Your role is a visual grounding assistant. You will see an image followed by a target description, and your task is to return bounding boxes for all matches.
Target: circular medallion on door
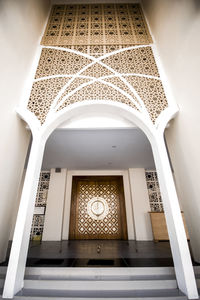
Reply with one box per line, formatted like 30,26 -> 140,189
87,197 -> 109,220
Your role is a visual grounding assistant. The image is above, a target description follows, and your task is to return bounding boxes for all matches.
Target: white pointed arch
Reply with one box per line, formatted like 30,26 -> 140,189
6,99 -> 197,300
28,45 -> 167,124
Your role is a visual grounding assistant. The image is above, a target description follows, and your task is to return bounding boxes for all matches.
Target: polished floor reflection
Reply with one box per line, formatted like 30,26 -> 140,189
2,240 -> 197,268
23,240 -> 174,267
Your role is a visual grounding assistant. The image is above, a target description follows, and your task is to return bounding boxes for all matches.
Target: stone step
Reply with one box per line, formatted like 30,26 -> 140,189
14,295 -> 187,300
1,265 -> 200,277
1,266 -> 198,299
23,279 -> 178,291
17,286 -> 186,299
24,267 -> 176,281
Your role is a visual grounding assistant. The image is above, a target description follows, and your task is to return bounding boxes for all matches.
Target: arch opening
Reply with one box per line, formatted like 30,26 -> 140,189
3,77 -> 197,300
26,101 -> 165,266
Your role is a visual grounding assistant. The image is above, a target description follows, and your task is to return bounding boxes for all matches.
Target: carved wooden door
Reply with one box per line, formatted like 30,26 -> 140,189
69,176 -> 128,240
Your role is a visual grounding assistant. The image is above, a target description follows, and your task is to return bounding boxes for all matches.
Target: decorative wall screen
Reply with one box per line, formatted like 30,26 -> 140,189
26,3 -> 169,128
30,171 -> 50,240
69,176 -> 128,240
42,4 -> 152,46
145,170 -> 163,212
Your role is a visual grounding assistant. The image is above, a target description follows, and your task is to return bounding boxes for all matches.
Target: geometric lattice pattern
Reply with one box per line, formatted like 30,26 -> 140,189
35,48 -> 92,79
26,3 -> 169,127
125,76 -> 168,123
41,4 -> 152,46
28,78 -> 70,124
35,46 -> 159,79
30,171 -> 51,240
146,170 -> 163,212
59,44 -> 143,57
35,172 -> 51,207
57,81 -> 138,112
28,46 -> 168,125
103,77 -> 140,104
76,180 -> 121,239
81,63 -> 114,78
56,77 -> 92,104
30,215 -> 45,240
102,47 -> 159,77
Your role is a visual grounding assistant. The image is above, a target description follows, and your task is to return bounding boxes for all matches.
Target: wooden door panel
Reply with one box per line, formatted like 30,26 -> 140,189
69,176 -> 128,240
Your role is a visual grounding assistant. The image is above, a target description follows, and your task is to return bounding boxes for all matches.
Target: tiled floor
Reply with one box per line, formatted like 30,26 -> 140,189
27,240 -> 172,258
26,240 -> 174,267
2,240 -> 197,268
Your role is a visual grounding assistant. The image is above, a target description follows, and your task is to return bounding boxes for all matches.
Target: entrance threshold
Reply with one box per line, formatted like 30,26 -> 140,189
2,240 -> 179,268
25,257 -> 174,268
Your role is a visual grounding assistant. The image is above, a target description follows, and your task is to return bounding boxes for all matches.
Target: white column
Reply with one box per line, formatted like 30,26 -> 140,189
129,168 -> 153,241
123,171 -> 135,240
3,136 -> 45,298
42,168 -> 67,241
152,133 -> 198,299
62,171 -> 72,240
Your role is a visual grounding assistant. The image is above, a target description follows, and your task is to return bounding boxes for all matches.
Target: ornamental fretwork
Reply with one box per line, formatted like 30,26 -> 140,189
26,4 -> 168,126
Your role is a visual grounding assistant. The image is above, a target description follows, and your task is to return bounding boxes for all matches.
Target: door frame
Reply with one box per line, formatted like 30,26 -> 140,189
69,175 -> 128,240
62,170 -> 135,240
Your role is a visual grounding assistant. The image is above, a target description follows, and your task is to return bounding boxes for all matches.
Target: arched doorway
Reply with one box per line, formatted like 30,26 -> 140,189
3,101 -> 198,299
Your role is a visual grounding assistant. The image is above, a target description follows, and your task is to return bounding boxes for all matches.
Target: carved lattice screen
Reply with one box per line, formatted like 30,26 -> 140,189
145,170 -> 163,212
42,4 -> 152,46
26,3 -> 169,126
30,171 -> 50,240
69,176 -> 128,240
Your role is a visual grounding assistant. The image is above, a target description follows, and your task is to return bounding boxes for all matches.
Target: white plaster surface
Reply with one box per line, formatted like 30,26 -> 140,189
42,168 -> 67,241
3,0 -> 199,295
4,100 -> 198,299
59,112 -> 136,129
52,0 -> 140,3
142,0 -> 200,264
41,167 -> 152,242
0,0 -> 50,263
129,168 -> 153,241
9,170 -> 26,240
3,137 -> 46,298
151,133 -> 198,299
42,128 -> 155,170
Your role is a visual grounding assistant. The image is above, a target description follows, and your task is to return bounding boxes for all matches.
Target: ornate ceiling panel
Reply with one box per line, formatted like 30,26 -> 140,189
28,77 -> 71,124
35,48 -> 92,79
103,77 -> 139,104
56,77 -> 92,104
81,63 -> 114,78
125,76 -> 168,123
41,4 -> 152,46
57,81 -> 138,112
102,47 -> 159,77
28,45 -> 168,125
27,4 -> 168,127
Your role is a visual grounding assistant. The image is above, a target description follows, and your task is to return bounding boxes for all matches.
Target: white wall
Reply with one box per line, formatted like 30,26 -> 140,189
129,168 -> 153,240
9,170 -> 26,240
142,0 -> 200,261
42,169 -> 154,241
62,170 -> 135,240
0,0 -> 50,262
59,111 -> 136,129
41,170 -> 135,240
43,169 -> 67,241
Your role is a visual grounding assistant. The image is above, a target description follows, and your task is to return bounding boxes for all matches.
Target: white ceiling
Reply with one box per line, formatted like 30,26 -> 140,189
42,128 -> 155,170
59,111 -> 136,129
51,1 -> 140,4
